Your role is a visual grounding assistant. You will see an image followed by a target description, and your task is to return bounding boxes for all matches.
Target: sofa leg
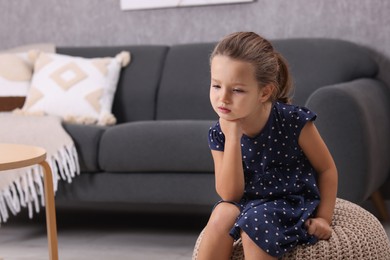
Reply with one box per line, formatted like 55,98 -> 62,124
371,190 -> 389,222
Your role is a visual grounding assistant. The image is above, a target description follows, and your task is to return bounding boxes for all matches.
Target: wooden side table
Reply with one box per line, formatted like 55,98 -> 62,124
0,143 -> 58,260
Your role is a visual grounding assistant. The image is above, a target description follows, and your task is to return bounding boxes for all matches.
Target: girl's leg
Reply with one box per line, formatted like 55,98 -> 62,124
197,202 -> 240,260
241,231 -> 277,260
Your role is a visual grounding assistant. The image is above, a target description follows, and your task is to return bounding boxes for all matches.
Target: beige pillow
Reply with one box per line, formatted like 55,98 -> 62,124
21,51 -> 131,125
0,53 -> 32,111
0,43 -> 55,111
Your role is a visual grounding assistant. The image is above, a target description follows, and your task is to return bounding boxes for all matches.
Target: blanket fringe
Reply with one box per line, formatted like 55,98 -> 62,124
0,144 -> 79,223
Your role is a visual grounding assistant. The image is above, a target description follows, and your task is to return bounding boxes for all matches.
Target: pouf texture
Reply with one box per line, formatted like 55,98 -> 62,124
192,198 -> 390,259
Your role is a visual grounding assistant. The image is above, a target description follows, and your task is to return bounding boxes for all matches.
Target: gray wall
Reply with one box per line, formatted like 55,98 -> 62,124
1,0 -> 390,84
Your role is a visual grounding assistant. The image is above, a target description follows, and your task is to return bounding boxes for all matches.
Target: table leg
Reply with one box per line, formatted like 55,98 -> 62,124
39,161 -> 59,260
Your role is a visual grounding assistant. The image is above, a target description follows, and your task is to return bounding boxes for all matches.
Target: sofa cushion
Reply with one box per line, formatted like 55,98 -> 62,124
156,43 -> 217,120
57,46 -> 169,123
63,123 -> 106,172
99,120 -> 214,172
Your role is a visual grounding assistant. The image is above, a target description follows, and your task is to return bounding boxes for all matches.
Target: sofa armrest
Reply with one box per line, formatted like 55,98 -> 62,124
63,123 -> 107,172
306,78 -> 390,203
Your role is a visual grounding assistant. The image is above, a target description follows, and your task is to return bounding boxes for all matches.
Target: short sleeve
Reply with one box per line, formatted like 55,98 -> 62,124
208,121 -> 225,151
276,102 -> 317,136
289,106 -> 317,136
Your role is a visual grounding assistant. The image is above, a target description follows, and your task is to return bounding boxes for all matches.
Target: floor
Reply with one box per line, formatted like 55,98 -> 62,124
0,202 -> 389,260
0,206 -> 209,260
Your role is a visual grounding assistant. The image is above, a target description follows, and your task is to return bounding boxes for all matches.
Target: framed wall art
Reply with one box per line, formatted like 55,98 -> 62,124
120,0 -> 254,11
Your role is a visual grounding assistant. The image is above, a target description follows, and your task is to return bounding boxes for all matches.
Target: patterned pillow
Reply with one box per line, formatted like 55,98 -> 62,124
20,51 -> 130,125
0,44 -> 55,111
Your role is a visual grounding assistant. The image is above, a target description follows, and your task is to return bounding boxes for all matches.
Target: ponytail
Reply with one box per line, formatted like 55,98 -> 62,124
275,53 -> 293,104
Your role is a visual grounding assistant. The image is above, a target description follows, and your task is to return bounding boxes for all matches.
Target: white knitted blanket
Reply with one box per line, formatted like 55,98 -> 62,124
0,112 -> 79,223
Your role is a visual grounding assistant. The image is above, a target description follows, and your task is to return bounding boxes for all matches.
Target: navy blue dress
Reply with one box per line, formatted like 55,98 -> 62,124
208,102 -> 321,257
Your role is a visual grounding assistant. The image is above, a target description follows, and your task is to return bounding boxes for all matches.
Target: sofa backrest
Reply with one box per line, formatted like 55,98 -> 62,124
272,38 -> 379,105
156,43 -> 217,120
57,45 -> 168,123
155,38 -> 379,121
58,38 -> 379,123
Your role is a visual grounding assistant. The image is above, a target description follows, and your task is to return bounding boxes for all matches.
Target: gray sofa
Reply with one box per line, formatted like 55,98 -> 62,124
56,38 -> 390,214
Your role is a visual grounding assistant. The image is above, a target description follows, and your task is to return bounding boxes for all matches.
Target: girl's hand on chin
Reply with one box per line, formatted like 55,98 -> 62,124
219,118 -> 243,140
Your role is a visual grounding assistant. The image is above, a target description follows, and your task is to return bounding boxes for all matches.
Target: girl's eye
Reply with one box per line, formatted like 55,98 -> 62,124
233,88 -> 244,93
211,85 -> 221,89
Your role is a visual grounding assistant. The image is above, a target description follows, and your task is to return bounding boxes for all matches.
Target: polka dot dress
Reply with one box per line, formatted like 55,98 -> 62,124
208,102 -> 321,257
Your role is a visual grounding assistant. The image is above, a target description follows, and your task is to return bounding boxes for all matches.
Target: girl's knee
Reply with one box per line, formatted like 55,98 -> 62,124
212,201 -> 240,221
207,202 -> 240,233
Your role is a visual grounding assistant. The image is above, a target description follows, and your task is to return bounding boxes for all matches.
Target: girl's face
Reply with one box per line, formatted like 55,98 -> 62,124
210,55 -> 266,122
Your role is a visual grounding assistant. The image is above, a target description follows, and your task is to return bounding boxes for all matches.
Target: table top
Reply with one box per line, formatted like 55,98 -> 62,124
0,143 -> 46,171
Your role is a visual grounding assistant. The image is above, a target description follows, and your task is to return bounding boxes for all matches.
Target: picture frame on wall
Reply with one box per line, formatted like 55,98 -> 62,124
120,0 -> 254,11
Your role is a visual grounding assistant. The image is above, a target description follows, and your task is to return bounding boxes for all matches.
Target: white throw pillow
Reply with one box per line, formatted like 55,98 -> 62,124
21,51 -> 130,125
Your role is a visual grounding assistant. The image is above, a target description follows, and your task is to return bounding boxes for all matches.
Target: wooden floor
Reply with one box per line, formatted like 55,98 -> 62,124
0,208 -> 208,260
0,200 -> 389,260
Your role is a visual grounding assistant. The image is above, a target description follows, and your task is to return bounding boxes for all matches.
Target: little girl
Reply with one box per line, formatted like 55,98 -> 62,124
197,32 -> 338,259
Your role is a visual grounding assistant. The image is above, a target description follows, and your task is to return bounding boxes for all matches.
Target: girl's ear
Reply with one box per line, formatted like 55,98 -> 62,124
259,84 -> 275,102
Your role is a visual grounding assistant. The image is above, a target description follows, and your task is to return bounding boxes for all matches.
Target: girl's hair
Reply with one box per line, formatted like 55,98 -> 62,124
210,32 -> 293,104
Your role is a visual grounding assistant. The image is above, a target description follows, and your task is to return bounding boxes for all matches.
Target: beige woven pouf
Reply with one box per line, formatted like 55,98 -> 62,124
192,198 -> 390,260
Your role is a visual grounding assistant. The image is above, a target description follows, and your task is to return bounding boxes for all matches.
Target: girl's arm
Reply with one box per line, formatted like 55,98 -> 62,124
299,121 -> 338,239
211,118 -> 245,202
